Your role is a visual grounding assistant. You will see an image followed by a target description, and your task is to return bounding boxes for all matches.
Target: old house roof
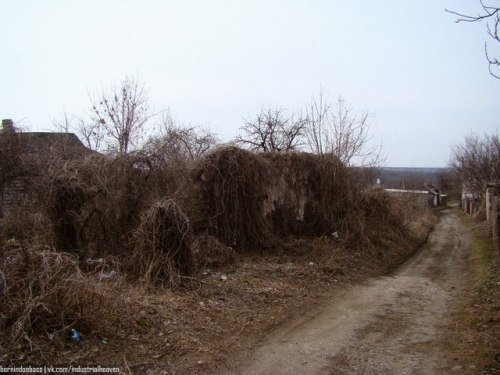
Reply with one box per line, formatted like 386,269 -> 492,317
424,183 -> 440,196
1,131 -> 91,158
0,119 -> 94,184
0,119 -> 91,157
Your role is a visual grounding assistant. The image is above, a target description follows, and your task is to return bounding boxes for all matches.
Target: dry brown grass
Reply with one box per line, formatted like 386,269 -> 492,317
449,216 -> 500,374
193,234 -> 237,270
340,189 -> 401,248
0,242 -> 118,363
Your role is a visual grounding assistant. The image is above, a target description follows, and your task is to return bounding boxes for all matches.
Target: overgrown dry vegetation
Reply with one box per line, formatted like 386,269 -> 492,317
0,127 -> 434,373
450,212 -> 500,375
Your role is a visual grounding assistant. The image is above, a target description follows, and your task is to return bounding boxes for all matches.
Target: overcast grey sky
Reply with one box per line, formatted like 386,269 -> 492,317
1,0 -> 499,167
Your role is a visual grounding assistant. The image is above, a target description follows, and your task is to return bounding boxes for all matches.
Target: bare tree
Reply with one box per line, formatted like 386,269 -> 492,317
77,118 -> 106,152
450,132 -> 500,195
447,1 -> 500,78
305,89 -> 330,156
144,112 -> 219,166
306,90 -> 383,166
53,111 -> 105,152
236,107 -> 308,152
88,76 -> 151,154
51,111 -> 72,134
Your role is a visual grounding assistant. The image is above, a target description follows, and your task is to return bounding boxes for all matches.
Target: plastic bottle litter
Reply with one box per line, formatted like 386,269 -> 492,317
70,328 -> 81,342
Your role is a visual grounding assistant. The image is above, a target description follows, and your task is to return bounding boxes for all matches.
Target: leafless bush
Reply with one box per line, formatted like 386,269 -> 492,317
306,90 -> 383,167
146,113 -> 219,163
0,211 -> 53,249
193,235 -> 237,269
129,199 -> 194,286
2,130 -> 228,258
0,243 -> 113,347
236,107 -> 308,152
340,189 -> 409,249
450,132 -> 500,196
140,117 -> 219,204
0,123 -> 200,261
37,154 -> 147,257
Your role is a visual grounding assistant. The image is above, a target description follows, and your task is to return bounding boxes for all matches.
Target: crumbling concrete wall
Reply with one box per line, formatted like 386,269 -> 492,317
192,148 -> 352,250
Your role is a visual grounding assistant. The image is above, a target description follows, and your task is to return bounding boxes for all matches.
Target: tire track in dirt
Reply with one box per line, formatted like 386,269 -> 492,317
220,209 -> 471,375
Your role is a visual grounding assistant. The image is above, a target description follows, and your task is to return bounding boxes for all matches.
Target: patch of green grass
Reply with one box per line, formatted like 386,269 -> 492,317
469,316 -> 480,329
136,318 -> 152,328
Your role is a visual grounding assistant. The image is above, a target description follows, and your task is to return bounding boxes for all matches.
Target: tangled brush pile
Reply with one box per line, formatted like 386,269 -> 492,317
340,188 -> 408,249
193,234 -> 237,269
130,199 -> 194,286
0,243 -> 110,347
192,147 -> 271,251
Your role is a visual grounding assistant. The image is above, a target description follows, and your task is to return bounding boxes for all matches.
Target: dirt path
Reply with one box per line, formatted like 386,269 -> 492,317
221,208 -> 472,375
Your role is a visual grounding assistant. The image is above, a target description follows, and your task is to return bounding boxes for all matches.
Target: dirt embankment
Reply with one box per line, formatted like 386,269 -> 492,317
219,208 -> 482,375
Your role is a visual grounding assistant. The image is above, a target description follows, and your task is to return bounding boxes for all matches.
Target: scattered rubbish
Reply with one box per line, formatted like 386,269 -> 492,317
70,328 -> 81,342
197,360 -> 204,365
98,270 -> 117,281
220,274 -> 228,281
101,338 -> 108,345
308,262 -> 314,266
331,231 -> 339,239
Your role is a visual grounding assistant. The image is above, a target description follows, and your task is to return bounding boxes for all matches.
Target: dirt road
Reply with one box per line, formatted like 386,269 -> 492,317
221,208 -> 472,375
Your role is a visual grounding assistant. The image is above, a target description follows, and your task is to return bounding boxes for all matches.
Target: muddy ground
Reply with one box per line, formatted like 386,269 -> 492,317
219,207 -> 495,375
